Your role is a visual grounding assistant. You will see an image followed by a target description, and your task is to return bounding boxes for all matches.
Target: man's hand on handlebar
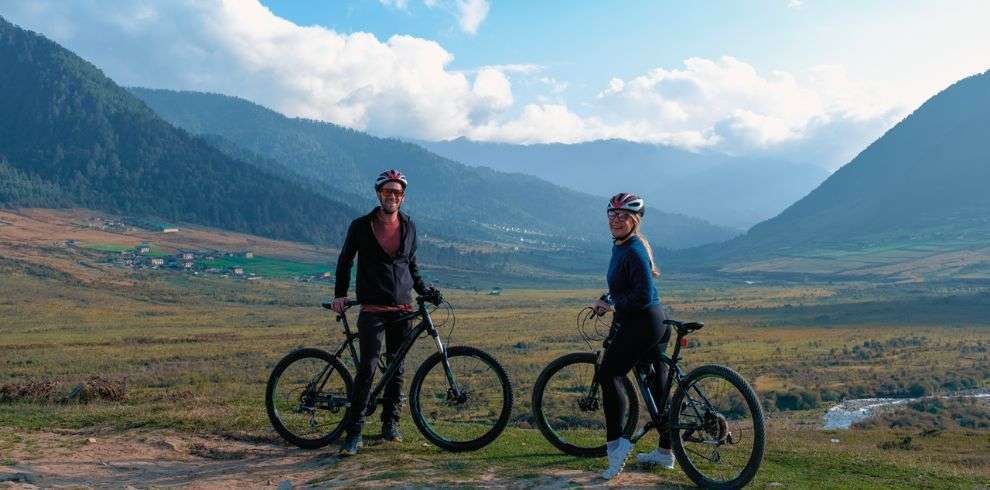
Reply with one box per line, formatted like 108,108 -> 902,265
330,297 -> 351,314
422,287 -> 443,306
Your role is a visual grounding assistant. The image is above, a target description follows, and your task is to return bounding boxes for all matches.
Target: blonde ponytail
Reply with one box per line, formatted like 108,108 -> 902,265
616,213 -> 661,278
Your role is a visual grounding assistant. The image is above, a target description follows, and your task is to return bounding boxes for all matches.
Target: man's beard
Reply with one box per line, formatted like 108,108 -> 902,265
380,200 -> 400,214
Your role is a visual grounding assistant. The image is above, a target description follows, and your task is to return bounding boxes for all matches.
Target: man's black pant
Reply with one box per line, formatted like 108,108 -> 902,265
347,310 -> 411,435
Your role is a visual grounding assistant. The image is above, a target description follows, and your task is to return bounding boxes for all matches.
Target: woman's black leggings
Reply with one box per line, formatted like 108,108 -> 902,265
598,304 -> 671,448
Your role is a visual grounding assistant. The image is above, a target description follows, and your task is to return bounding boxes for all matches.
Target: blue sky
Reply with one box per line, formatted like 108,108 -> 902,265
2,1 -> 988,169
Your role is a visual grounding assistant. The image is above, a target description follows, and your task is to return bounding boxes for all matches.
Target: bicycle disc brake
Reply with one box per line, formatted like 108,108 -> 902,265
446,387 -> 469,405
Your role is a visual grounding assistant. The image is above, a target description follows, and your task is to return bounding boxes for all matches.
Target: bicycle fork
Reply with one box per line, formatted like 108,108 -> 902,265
429,325 -> 467,403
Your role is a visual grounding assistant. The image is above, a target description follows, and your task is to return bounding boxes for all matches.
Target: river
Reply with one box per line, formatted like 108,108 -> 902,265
822,388 -> 990,430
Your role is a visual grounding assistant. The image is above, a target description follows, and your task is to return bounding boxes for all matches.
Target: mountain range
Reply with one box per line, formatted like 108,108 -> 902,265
0,16 -> 357,245
690,68 -> 990,278
4,13 -> 990,282
418,138 -> 830,230
128,87 -> 737,250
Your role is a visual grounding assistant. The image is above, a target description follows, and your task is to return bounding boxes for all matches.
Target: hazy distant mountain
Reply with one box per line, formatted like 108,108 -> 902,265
0,16 -> 357,244
130,88 -> 738,250
698,69 -> 990,272
418,138 -> 830,230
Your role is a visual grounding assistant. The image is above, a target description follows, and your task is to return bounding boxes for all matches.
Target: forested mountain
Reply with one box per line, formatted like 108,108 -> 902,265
0,16 -> 357,244
130,88 -> 738,250
702,69 -> 990,263
419,138 -> 830,230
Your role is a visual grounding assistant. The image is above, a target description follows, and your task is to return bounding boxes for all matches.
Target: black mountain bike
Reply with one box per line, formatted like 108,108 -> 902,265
532,308 -> 765,488
265,293 -> 513,452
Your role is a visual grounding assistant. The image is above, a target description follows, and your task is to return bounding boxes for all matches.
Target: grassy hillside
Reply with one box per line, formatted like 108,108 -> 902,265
0,16 -> 357,245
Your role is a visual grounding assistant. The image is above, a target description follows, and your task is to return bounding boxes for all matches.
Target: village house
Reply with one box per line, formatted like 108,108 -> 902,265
137,245 -> 151,255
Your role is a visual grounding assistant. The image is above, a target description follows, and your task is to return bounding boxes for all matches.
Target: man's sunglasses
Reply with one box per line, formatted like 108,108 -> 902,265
379,189 -> 405,198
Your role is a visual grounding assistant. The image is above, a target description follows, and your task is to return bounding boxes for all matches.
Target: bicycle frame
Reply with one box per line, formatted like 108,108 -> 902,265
588,324 -> 715,444
318,300 -> 459,417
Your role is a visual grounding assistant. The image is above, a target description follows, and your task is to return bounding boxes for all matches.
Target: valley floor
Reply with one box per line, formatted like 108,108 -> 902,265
1,217 -> 989,487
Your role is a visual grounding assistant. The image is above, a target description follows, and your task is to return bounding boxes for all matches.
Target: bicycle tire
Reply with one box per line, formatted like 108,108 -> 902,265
669,364 -> 766,489
532,352 -> 639,457
265,348 -> 353,449
409,346 -> 513,452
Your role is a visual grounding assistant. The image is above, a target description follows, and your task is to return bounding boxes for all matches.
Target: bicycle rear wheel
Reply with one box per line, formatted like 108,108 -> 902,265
531,352 -> 639,457
409,346 -> 513,452
265,348 -> 353,449
669,364 -> 765,489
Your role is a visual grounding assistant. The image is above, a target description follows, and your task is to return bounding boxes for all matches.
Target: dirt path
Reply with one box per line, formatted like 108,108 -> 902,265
0,430 -> 683,488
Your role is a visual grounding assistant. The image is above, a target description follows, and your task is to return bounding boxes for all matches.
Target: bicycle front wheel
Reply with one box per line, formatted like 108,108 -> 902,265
531,352 -> 639,457
669,364 -> 766,489
409,346 -> 513,452
265,348 -> 353,449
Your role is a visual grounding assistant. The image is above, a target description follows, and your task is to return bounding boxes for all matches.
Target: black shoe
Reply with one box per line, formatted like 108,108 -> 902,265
382,421 -> 402,442
338,433 -> 363,457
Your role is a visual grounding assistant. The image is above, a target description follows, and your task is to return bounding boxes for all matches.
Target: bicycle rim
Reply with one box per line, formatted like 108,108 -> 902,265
533,353 -> 638,457
269,353 -> 350,446
672,367 -> 764,487
411,347 -> 511,451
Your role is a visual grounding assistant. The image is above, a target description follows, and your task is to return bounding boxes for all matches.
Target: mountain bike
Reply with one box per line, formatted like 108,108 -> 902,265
265,292 -> 513,452
531,308 -> 765,488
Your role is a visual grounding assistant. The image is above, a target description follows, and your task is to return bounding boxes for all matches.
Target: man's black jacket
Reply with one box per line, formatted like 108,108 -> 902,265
334,207 -> 427,305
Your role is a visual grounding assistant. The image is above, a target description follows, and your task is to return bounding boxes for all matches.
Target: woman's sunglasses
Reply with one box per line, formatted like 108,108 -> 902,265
606,210 -> 633,221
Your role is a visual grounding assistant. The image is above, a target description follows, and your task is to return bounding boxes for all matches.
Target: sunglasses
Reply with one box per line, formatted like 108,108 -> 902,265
379,189 -> 405,198
607,210 -> 633,221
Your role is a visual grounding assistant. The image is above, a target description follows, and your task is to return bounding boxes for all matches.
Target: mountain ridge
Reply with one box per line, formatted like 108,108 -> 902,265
130,87 -> 738,250
0,15 -> 358,245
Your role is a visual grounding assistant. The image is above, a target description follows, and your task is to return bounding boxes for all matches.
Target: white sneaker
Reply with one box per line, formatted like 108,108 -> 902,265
601,438 -> 634,480
636,448 -> 675,469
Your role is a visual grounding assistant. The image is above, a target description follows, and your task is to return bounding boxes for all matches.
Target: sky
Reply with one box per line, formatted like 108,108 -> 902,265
2,0 -> 989,170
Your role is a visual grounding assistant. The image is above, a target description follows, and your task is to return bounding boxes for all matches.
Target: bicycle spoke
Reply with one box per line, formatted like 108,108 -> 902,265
675,374 -> 757,484
271,356 -> 348,442
539,359 -> 606,449
415,351 -> 507,445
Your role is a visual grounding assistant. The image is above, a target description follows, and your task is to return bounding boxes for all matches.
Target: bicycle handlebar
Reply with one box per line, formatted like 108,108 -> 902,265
321,300 -> 360,310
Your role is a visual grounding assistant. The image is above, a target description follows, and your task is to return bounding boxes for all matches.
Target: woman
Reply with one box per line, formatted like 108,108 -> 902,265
592,192 -> 673,480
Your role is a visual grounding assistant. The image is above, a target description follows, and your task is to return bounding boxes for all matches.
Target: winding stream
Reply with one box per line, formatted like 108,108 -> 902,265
822,389 -> 990,430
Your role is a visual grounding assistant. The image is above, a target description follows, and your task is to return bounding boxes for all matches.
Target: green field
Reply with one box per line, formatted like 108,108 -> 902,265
0,268 -> 988,486
197,255 -> 333,278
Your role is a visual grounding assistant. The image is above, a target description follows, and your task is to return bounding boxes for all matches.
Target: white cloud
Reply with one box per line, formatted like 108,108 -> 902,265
379,0 -> 411,10
451,56 -> 906,169
481,63 -> 543,74
455,0 -> 489,35
538,77 -> 569,94
787,0 -> 804,9
421,0 -> 490,35
1,0 -> 508,140
0,1 -> 905,168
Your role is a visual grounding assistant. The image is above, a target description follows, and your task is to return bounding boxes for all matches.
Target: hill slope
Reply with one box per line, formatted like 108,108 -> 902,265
697,69 -> 990,277
418,138 -> 830,230
129,88 -> 737,250
0,16 -> 356,245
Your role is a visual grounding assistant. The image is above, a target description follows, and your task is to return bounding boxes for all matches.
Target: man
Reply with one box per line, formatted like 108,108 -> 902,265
331,169 -> 437,456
